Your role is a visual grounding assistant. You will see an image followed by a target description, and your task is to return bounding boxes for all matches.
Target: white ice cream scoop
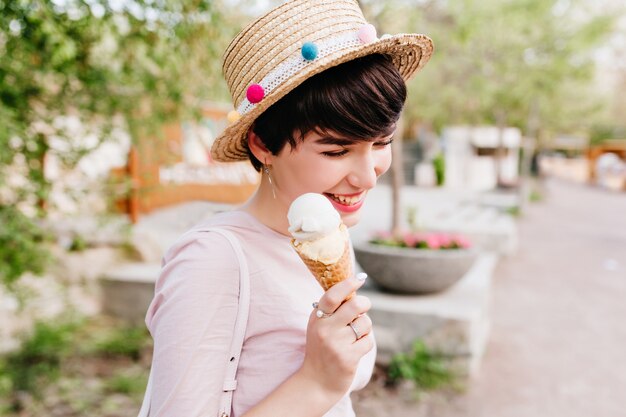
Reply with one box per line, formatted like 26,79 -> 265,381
287,193 -> 341,242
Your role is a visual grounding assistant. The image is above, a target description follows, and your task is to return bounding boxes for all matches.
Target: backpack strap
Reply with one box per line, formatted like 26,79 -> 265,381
137,227 -> 251,417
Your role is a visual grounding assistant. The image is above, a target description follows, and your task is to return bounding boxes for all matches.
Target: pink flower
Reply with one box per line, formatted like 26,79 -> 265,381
454,235 -> 472,248
403,233 -> 418,247
425,234 -> 441,249
412,232 -> 427,242
376,230 -> 393,240
437,233 -> 452,248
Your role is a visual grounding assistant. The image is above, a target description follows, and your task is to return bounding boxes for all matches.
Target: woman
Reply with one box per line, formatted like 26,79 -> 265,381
140,1 -> 432,416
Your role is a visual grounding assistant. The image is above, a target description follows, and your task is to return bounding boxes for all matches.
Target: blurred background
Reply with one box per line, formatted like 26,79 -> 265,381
0,0 -> 625,416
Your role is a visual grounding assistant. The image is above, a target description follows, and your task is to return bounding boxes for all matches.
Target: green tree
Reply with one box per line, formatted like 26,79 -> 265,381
358,0 -> 621,230
0,0 -> 239,288
361,0 -> 621,136
411,0 -> 616,138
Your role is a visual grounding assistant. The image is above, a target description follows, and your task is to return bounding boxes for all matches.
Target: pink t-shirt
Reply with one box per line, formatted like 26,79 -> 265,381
145,210 -> 376,416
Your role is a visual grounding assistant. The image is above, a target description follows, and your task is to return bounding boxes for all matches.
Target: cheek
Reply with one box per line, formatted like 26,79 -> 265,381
377,149 -> 393,176
294,156 -> 341,181
281,156 -> 338,192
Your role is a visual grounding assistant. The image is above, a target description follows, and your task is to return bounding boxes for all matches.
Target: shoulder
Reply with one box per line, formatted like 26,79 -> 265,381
163,228 -> 237,268
148,227 -> 243,326
161,210 -> 252,267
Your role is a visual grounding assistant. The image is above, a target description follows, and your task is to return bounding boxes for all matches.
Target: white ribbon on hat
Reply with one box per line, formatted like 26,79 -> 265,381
237,31 -> 366,116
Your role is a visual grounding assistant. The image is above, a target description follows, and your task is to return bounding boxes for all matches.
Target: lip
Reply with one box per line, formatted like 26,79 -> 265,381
323,192 -> 366,213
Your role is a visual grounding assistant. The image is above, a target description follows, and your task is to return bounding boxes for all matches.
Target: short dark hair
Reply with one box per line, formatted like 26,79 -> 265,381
247,54 -> 407,171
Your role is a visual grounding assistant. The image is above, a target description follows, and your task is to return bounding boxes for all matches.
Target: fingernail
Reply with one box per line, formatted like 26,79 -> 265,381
356,272 -> 368,281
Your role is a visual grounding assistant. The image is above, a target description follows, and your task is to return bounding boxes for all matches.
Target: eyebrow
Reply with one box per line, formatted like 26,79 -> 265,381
314,135 -> 394,146
314,136 -> 355,146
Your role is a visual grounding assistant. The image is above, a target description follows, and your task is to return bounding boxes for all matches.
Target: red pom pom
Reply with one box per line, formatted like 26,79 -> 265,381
246,84 -> 265,104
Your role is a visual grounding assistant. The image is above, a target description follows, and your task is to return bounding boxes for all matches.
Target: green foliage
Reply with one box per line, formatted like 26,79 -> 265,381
590,124 -> 626,145
370,230 -> 471,250
0,315 -> 152,413
432,153 -> 445,186
89,325 -> 150,361
506,206 -> 522,217
388,341 -> 456,391
0,205 -> 51,288
104,371 -> 147,396
529,189 -> 543,203
0,320 -> 79,397
361,0 -> 623,139
0,0 -> 241,289
68,235 -> 88,252
406,205 -> 418,231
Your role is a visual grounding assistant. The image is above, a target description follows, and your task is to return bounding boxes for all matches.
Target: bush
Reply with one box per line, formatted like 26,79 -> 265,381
104,371 -> 147,396
388,341 -> 456,391
432,153 -> 446,186
0,320 -> 79,397
0,205 -> 51,288
90,326 -> 150,361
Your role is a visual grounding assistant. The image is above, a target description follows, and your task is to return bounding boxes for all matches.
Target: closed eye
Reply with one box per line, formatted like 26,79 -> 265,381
374,139 -> 394,147
321,149 -> 349,157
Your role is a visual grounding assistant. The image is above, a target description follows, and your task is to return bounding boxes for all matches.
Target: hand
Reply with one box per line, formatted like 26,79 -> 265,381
299,274 -> 374,399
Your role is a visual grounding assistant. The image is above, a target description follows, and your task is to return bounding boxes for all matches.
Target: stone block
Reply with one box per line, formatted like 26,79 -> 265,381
363,254 -> 496,376
99,263 -> 160,325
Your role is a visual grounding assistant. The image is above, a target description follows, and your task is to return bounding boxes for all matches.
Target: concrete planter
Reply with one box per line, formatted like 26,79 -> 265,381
354,243 -> 478,294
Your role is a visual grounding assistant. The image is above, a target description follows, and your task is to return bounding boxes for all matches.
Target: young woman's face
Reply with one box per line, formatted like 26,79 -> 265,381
270,130 -> 393,227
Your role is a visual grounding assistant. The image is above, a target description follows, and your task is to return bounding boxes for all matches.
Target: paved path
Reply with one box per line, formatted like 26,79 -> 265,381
406,179 -> 626,417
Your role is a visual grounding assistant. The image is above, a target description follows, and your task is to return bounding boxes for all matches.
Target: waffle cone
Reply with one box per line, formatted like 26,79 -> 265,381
294,241 -> 352,292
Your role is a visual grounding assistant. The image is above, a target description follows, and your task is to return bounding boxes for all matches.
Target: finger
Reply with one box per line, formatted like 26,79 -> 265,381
317,273 -> 367,315
351,314 -> 373,338
332,296 -> 371,325
345,314 -> 372,343
353,333 -> 375,355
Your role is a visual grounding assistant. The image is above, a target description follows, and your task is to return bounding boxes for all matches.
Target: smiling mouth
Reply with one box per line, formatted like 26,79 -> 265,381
324,192 -> 364,206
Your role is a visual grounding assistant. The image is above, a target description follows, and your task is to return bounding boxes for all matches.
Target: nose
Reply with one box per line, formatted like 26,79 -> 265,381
347,149 -> 385,190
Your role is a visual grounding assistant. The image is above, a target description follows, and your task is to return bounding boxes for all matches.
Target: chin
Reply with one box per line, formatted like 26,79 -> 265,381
341,211 -> 361,228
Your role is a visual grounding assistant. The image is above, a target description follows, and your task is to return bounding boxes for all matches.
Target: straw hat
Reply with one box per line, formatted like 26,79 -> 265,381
211,0 -> 434,162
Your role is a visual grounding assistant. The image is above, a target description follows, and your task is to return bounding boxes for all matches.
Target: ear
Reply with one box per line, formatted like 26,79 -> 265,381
247,128 -> 273,165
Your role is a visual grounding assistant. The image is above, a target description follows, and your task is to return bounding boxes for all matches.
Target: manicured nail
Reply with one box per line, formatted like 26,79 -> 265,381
356,272 -> 368,281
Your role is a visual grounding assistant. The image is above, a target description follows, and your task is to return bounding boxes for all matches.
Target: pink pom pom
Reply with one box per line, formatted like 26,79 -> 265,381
358,24 -> 377,44
246,84 -> 265,104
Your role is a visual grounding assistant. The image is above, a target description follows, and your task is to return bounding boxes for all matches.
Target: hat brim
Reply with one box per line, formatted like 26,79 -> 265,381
211,33 -> 433,163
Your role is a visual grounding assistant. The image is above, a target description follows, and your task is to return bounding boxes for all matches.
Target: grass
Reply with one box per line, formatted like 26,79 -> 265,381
88,326 -> 150,361
104,371 -> 148,396
0,315 -> 151,416
506,206 -> 522,217
388,341 -> 458,392
0,320 -> 80,396
529,189 -> 543,202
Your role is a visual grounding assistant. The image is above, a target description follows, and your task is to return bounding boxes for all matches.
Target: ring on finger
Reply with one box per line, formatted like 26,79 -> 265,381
348,321 -> 362,341
312,302 -> 333,319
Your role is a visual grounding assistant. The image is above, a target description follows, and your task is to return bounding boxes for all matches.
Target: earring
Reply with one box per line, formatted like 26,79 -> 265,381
263,164 -> 277,200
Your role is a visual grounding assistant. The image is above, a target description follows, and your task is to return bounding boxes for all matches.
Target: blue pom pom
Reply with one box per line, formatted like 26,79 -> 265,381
301,42 -> 319,61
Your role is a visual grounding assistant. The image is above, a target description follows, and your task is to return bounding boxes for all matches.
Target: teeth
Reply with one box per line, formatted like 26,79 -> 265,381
328,193 -> 362,205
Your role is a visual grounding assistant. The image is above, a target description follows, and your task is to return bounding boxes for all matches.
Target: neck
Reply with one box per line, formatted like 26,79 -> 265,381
239,178 -> 291,237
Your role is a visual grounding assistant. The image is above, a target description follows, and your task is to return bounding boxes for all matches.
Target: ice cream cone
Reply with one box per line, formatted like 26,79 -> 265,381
293,240 -> 352,292
287,193 -> 355,298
